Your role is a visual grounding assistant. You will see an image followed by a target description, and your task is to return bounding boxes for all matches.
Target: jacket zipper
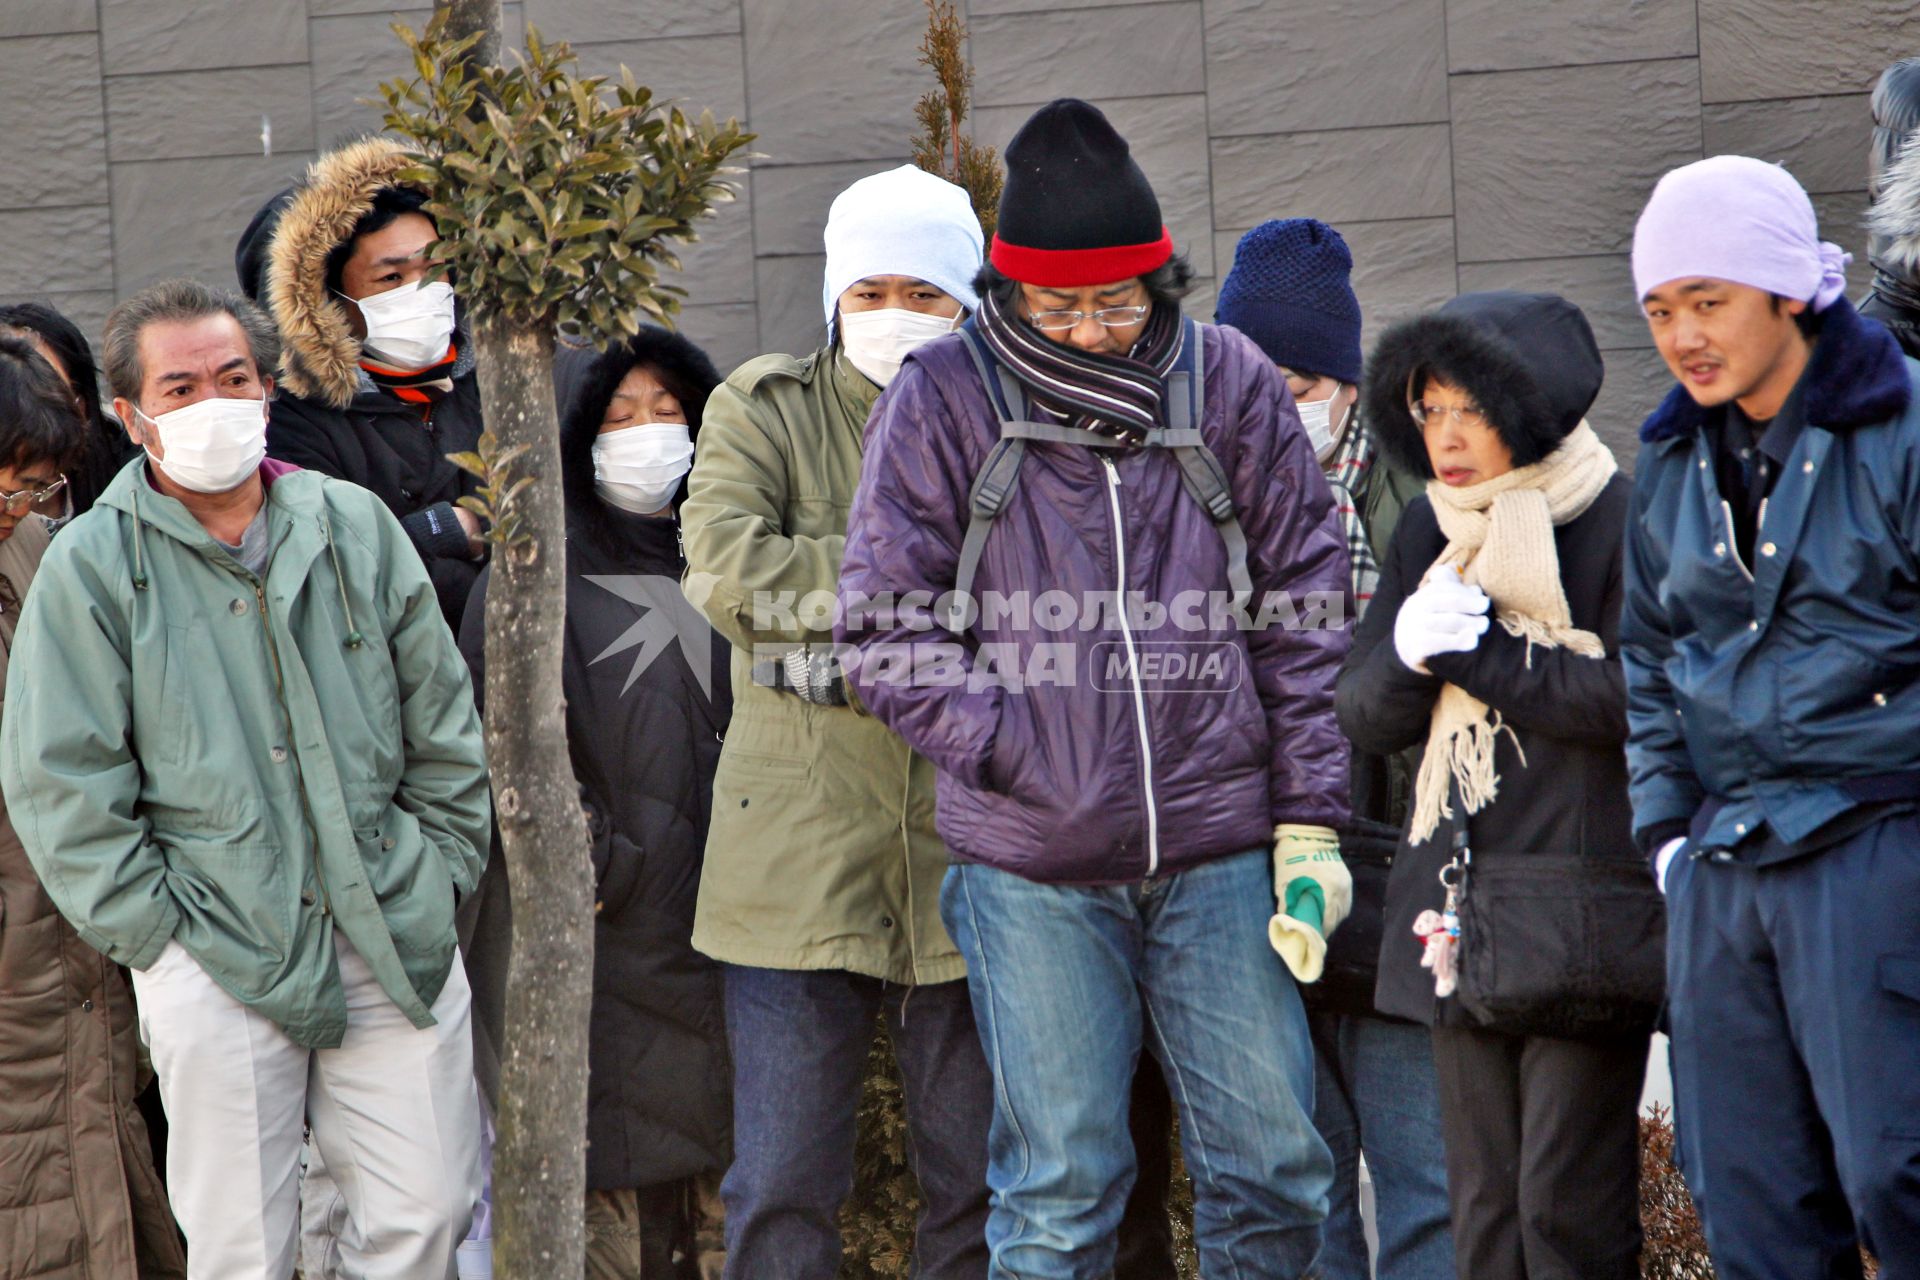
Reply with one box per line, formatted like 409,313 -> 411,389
1101,457 -> 1160,875
254,576 -> 333,918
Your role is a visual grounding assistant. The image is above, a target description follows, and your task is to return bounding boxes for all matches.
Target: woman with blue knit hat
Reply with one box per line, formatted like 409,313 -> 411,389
1625,155 -> 1920,1277
678,162 -> 992,1280
1217,218 -> 1450,1280
837,98 -> 1350,1280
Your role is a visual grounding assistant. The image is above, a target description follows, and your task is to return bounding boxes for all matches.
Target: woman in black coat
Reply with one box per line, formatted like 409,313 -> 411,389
460,328 -> 733,1278
1335,292 -> 1647,1280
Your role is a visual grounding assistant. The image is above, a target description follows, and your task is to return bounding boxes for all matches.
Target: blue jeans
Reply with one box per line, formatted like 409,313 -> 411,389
1308,1011 -> 1454,1279
720,966 -> 993,1280
942,849 -> 1332,1280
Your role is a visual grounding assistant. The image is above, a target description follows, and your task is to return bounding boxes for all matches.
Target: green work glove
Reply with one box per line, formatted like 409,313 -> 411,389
1267,823 -> 1352,984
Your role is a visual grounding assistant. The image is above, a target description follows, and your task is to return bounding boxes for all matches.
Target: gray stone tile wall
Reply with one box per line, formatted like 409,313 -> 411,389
0,0 -> 1914,441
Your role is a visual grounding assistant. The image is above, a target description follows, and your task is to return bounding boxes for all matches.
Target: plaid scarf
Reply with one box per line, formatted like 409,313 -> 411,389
1322,404 -> 1380,616
975,288 -> 1183,445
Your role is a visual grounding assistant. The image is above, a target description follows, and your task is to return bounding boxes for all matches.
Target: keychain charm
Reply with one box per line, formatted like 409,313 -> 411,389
1414,858 -> 1462,997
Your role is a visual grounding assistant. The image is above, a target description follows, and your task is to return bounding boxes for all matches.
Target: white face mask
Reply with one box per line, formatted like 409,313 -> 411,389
351,279 -> 457,371
138,397 -> 268,494
593,423 -> 694,515
838,307 -> 959,388
1296,395 -> 1352,464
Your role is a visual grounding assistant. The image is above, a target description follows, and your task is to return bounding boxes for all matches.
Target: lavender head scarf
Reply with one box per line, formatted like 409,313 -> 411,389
1632,155 -> 1853,312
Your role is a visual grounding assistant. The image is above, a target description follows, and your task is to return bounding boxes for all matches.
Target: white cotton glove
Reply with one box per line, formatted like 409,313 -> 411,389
1654,837 -> 1686,894
1267,824 -> 1353,984
1393,566 -> 1491,674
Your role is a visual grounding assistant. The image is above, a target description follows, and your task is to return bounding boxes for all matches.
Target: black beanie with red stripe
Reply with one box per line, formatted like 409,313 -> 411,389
990,99 -> 1173,288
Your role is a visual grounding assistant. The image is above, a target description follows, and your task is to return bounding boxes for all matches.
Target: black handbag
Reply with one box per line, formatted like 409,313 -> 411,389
1301,817 -> 1401,1016
1448,797 -> 1668,1040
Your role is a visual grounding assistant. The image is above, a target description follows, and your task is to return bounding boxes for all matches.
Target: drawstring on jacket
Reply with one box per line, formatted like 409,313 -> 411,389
128,484 -> 364,652
129,487 -> 150,591
322,515 -> 364,649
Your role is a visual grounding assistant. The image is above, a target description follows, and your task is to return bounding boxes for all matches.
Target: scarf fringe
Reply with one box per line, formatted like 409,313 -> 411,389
1408,423 -> 1616,844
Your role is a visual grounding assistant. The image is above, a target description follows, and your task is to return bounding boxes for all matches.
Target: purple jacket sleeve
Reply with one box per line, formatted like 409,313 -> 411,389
837,358 -> 1002,787
1215,333 -> 1354,827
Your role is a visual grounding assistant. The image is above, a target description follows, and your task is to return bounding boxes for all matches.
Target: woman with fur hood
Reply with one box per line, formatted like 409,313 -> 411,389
459,329 -> 733,1279
235,136 -> 486,628
1335,292 -> 1648,1279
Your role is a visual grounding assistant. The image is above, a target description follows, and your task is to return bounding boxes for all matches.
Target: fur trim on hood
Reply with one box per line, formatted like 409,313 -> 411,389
1360,291 -> 1603,480
1870,136 -> 1920,283
254,137 -> 426,408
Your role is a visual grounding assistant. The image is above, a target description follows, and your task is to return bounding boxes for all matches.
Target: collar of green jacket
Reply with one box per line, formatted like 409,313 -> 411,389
98,455 -> 369,647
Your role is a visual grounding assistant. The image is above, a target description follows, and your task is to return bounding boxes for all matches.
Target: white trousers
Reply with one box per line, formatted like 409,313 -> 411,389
132,935 -> 481,1280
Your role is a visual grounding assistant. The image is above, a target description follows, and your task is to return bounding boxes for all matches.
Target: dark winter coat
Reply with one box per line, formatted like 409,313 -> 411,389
1622,298 -> 1920,862
236,138 -> 486,629
1341,290 -> 1633,1026
1340,480 -> 1635,1025
268,367 -> 484,628
0,516 -> 186,1280
459,329 -> 733,1191
838,319 -> 1352,885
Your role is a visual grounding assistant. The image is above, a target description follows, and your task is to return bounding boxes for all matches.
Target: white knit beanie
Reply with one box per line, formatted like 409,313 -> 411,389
820,165 -> 984,332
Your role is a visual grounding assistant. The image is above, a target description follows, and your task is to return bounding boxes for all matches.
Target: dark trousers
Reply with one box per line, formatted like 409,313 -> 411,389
1667,817 -> 1920,1278
1430,1024 -> 1646,1280
719,965 -> 993,1280
1115,1057 -> 1178,1280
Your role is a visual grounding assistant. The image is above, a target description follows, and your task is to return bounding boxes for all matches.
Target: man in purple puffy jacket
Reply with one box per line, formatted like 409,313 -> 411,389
837,99 -> 1353,1280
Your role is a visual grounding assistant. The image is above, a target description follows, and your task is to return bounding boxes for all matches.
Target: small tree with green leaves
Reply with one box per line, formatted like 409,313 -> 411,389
376,12 -> 749,1275
909,0 -> 1003,238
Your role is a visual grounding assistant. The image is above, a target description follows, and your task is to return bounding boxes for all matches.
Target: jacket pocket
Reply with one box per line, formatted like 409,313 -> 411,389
362,831 -> 456,958
1879,950 -> 1920,1137
1774,642 -> 1897,763
162,841 -> 293,975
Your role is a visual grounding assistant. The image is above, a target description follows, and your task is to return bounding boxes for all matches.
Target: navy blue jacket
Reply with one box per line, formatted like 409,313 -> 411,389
1622,299 -> 1920,860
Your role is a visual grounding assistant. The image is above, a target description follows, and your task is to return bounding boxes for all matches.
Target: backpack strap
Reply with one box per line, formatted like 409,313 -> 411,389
950,328 -> 1028,633
1163,323 -> 1254,613
950,318 -> 1254,632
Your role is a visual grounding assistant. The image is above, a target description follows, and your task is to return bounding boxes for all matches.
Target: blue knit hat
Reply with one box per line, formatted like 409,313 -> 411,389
1216,219 -> 1363,385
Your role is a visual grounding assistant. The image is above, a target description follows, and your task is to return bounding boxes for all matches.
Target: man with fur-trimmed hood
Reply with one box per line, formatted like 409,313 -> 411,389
1865,58 -> 1920,358
236,136 -> 486,628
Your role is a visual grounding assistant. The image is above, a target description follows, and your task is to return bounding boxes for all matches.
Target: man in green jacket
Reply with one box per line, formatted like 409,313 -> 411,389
679,165 -> 992,1279
0,278 -> 491,1280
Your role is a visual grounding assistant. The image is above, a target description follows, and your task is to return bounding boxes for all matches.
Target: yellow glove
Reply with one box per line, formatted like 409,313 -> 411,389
1267,824 -> 1352,984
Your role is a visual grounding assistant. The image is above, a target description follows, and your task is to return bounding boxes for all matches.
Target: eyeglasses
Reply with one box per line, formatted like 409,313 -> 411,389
1026,305 -> 1151,332
1409,400 -> 1489,430
0,475 -> 66,515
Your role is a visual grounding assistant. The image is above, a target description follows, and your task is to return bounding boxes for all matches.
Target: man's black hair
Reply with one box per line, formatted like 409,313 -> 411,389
0,336 -> 86,474
324,187 -> 434,296
1770,293 -> 1822,338
972,252 -> 1196,313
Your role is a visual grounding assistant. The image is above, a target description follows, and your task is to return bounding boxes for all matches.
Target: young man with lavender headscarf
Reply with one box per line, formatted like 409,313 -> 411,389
1623,155 -> 1920,1275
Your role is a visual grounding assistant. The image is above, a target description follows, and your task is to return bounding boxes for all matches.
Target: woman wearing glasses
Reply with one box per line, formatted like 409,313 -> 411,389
1335,293 -> 1649,1279
0,302 -> 134,519
0,336 -> 186,1279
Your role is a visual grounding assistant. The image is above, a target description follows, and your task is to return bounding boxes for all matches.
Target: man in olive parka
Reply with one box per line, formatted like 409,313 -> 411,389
679,165 -> 992,1280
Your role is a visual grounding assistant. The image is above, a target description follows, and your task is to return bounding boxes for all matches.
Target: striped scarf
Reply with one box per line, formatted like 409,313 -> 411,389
976,287 -> 1183,445
1322,404 -> 1381,616
362,341 -> 460,410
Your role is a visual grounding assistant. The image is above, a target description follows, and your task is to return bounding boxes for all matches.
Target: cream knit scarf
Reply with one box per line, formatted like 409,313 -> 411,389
1408,422 -> 1617,844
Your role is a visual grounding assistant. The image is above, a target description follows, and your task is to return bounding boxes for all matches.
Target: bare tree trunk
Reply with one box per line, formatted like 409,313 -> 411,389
471,314 -> 594,1277
435,0 -> 502,70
